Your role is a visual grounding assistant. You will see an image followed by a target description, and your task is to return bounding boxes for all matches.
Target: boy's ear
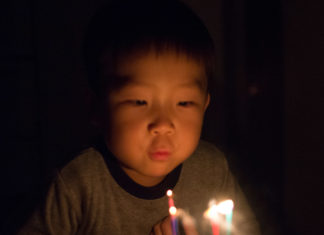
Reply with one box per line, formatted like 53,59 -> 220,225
204,93 -> 210,111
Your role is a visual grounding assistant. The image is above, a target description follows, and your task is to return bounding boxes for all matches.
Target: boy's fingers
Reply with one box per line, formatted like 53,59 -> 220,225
152,223 -> 162,235
182,223 -> 199,235
151,216 -> 172,235
160,216 -> 172,234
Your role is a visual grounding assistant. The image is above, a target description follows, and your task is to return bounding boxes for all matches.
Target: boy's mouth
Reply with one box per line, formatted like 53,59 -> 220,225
148,150 -> 171,161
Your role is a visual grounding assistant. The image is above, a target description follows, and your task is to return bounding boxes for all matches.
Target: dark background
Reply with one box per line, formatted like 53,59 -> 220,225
1,0 -> 323,234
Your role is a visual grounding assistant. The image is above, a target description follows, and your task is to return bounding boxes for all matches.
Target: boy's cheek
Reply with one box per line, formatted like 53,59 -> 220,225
105,104 -> 205,135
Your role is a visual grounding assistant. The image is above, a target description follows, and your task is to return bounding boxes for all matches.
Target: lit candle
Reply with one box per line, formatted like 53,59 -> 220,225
166,189 -> 178,235
204,199 -> 234,235
226,211 -> 233,235
169,206 -> 178,235
167,189 -> 175,207
215,200 -> 234,235
204,202 -> 220,235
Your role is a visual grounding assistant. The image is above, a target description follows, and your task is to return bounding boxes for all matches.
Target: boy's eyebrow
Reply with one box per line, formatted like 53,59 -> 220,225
113,75 -> 151,88
111,75 -> 145,90
178,78 -> 207,91
113,75 -> 207,90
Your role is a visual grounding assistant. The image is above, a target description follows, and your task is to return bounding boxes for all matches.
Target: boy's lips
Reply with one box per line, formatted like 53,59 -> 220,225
149,150 -> 171,161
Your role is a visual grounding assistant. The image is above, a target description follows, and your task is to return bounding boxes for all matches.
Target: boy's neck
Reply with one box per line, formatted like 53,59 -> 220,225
95,137 -> 182,199
120,165 -> 166,187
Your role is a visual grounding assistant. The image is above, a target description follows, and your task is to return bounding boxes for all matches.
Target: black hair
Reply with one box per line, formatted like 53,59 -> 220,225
84,0 -> 216,97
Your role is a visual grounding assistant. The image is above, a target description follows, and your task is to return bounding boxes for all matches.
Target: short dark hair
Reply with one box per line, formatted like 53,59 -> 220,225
84,0 -> 216,97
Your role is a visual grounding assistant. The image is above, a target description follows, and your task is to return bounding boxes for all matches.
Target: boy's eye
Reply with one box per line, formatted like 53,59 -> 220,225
178,101 -> 194,107
133,100 -> 147,106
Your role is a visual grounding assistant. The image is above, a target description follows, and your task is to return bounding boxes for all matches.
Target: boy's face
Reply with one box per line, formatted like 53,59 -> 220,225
103,51 -> 210,186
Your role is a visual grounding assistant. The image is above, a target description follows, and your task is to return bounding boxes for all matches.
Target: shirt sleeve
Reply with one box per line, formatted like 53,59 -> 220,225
17,171 -> 80,235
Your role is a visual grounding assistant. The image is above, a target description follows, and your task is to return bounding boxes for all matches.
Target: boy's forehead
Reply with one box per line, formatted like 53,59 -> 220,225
114,50 -> 208,90
117,75 -> 206,91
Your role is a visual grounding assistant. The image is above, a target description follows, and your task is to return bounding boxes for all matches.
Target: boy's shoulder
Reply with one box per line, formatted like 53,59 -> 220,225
57,147 -> 107,183
196,139 -> 225,156
177,140 -> 232,200
183,139 -> 229,174
64,147 -> 104,168
192,140 -> 227,163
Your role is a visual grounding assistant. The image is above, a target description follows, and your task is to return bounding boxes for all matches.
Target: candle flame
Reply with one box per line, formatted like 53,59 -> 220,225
205,204 -> 218,219
204,199 -> 234,219
169,206 -> 177,216
217,200 -> 234,215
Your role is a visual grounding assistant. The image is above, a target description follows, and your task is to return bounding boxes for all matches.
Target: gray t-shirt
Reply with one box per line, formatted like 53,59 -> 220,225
18,140 -> 260,235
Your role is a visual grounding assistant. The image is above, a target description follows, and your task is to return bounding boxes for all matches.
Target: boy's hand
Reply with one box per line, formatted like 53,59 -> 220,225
150,216 -> 199,235
150,216 -> 172,235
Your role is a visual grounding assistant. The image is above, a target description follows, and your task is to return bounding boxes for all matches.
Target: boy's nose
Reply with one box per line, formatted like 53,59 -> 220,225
148,115 -> 175,136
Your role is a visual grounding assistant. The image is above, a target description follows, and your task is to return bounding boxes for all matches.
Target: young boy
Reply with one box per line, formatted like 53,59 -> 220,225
18,0 -> 260,234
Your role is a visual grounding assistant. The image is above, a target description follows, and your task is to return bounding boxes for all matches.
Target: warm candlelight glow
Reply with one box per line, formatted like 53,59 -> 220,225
204,199 -> 234,235
204,199 -> 234,218
169,206 -> 177,215
205,204 -> 219,221
216,200 -> 234,215
166,189 -> 178,235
